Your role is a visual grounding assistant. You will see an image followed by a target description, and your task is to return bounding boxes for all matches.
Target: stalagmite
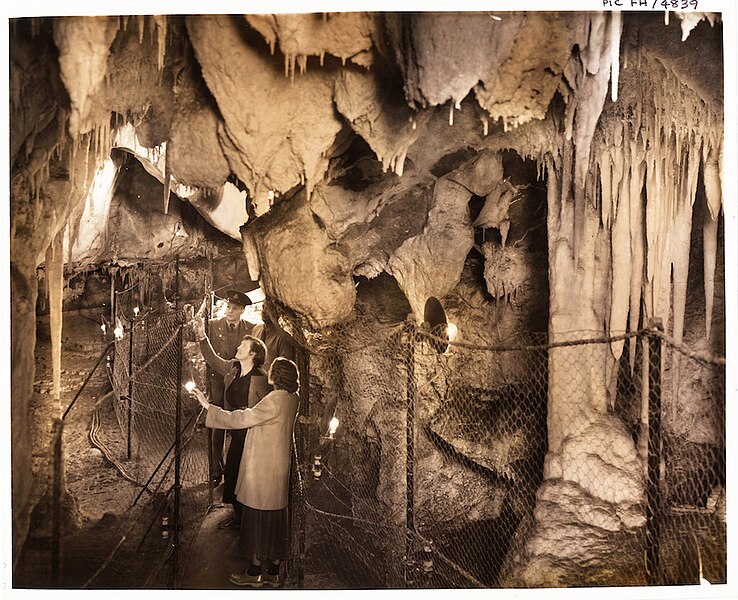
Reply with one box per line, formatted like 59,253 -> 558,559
46,228 -> 65,413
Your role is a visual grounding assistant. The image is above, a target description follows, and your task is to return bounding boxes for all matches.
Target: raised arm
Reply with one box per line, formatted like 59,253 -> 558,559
205,395 -> 279,430
193,317 -> 230,376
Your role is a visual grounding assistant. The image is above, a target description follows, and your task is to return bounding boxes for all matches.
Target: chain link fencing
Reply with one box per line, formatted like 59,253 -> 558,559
102,276 -> 210,587
280,307 -> 726,589
45,262 -> 212,589
47,278 -> 725,588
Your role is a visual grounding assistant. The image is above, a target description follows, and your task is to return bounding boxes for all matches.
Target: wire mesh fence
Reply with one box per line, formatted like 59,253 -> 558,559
105,286 -> 210,587
48,261 -> 211,589
283,310 -> 726,589
49,280 -> 725,589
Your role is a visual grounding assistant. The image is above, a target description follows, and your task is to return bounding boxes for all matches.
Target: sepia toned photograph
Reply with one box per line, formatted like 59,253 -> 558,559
6,3 -> 733,595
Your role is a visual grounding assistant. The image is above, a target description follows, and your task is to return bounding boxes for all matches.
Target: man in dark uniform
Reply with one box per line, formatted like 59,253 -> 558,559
207,290 -> 254,486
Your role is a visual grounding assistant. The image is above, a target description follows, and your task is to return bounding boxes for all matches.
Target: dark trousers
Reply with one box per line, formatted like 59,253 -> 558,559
223,429 -> 247,506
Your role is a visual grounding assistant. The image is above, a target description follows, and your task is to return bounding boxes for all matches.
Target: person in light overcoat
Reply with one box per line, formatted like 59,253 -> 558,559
191,357 -> 300,588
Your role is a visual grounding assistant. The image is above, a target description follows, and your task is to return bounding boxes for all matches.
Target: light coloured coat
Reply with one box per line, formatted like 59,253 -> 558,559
205,389 -> 299,510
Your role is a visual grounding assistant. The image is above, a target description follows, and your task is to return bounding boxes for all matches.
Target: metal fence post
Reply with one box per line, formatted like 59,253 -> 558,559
646,318 -> 663,585
404,326 -> 416,587
298,350 -> 309,587
51,418 -> 64,586
173,256 -> 182,585
127,318 -> 135,460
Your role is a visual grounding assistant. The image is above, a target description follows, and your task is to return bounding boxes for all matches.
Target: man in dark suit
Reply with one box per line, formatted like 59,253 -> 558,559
207,290 -> 254,486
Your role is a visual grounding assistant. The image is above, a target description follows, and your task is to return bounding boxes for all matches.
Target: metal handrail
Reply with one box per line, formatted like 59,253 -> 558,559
61,341 -> 115,421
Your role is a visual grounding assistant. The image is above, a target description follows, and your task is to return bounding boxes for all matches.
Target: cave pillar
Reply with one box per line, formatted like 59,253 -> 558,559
10,133 -> 98,563
504,157 -> 646,586
542,157 -> 644,502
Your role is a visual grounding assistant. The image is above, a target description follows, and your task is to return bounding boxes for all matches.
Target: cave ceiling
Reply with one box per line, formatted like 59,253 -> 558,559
9,11 -> 724,326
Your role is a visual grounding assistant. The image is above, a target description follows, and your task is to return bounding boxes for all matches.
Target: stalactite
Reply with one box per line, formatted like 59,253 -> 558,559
153,15 -> 167,72
702,146 -> 721,339
628,155 -> 645,373
600,150 -> 613,230
610,12 -> 622,102
137,15 -> 145,43
394,149 -> 407,177
608,146 -> 632,393
569,12 -> 621,266
46,228 -> 65,413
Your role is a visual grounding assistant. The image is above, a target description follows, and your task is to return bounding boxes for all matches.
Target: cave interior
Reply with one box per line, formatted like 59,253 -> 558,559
8,10 -> 728,590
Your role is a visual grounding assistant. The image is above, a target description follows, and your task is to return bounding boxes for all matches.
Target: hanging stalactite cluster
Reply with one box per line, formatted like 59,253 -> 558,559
592,52 -> 722,364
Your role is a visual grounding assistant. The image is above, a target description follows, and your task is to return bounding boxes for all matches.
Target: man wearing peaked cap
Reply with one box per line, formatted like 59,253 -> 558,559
223,290 -> 251,308
207,290 -> 254,488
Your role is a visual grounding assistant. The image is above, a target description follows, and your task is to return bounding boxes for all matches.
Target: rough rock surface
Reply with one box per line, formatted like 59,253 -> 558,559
246,13 -> 378,70
187,15 -> 343,212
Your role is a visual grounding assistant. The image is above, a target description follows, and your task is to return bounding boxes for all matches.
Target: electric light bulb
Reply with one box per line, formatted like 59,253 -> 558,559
328,417 -> 339,436
185,381 -> 197,393
447,322 -> 458,342
114,326 -> 124,339
133,306 -> 140,316
101,323 -> 107,333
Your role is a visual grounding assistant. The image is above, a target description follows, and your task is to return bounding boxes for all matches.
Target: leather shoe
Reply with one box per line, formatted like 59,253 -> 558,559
229,571 -> 264,587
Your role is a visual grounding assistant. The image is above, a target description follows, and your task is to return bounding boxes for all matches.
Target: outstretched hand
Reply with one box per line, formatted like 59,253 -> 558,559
190,387 -> 209,409
192,317 -> 206,341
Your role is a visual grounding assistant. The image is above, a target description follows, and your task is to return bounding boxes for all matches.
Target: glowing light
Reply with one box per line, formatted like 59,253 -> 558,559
267,190 -> 275,200
328,417 -> 340,437
114,326 -> 124,340
133,306 -> 140,316
185,381 -> 197,392
447,322 -> 458,343
100,323 -> 107,333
